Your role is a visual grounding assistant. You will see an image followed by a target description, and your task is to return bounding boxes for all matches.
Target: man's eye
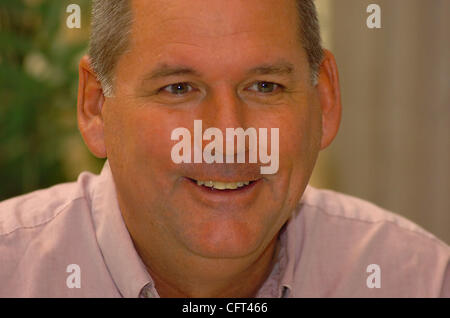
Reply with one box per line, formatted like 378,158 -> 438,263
160,82 -> 194,95
247,81 -> 282,94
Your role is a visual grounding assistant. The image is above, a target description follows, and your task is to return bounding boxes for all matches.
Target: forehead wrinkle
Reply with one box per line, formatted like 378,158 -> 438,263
143,63 -> 202,82
246,61 -> 295,76
140,59 -> 297,86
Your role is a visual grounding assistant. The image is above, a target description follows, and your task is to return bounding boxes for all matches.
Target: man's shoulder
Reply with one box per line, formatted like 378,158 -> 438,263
0,171 -> 98,236
0,169 -> 122,297
300,185 -> 446,245
288,185 -> 450,297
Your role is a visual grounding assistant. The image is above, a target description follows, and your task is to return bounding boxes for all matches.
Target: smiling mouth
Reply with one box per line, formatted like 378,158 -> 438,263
187,178 -> 257,191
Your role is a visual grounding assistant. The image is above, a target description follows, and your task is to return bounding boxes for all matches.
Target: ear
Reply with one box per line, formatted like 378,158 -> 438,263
77,55 -> 107,158
316,49 -> 342,150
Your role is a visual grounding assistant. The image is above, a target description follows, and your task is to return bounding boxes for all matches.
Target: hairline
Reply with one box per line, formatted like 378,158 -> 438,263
89,0 -> 323,97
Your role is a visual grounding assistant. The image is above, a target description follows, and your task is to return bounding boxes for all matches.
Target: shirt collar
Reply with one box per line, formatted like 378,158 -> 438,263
277,184 -> 311,297
90,160 -> 155,298
277,217 -> 296,297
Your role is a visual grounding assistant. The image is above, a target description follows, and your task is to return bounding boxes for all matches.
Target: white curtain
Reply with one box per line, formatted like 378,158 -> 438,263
311,0 -> 450,244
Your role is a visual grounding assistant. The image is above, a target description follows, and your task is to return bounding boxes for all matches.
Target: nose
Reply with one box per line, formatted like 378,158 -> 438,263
199,82 -> 250,157
201,82 -> 246,131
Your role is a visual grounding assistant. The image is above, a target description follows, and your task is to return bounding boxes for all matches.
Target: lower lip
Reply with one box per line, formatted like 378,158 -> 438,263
183,177 -> 263,204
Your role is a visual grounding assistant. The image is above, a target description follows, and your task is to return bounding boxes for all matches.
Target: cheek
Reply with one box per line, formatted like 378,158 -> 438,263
279,105 -> 320,168
132,114 -> 172,161
276,100 -> 322,202
103,102 -> 179,187
127,110 -> 184,186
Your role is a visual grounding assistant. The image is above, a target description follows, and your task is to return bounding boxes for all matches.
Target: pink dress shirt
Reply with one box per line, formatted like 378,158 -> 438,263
0,160 -> 448,297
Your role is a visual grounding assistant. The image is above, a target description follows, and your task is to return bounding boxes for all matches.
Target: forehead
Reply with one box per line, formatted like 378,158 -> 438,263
117,0 -> 308,87
131,0 -> 299,32
129,0 -> 301,54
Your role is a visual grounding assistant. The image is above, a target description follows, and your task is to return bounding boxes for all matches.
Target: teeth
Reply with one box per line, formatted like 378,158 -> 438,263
195,180 -> 252,190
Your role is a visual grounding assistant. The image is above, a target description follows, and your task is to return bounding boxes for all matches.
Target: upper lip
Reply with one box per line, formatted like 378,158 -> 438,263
180,164 -> 263,183
188,178 -> 258,183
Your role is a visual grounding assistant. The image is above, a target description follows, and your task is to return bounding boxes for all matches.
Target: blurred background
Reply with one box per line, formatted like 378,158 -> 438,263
311,0 -> 450,244
0,0 -> 103,201
0,0 -> 449,243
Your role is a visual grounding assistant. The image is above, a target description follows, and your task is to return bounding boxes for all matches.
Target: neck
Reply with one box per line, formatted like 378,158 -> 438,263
146,234 -> 280,298
116,192 -> 282,298
126,224 -> 281,298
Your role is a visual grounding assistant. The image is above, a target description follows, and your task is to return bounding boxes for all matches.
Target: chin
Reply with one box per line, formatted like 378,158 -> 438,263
181,221 -> 268,259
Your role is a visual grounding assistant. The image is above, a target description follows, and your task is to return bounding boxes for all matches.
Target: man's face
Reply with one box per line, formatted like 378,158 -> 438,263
102,0 -> 322,258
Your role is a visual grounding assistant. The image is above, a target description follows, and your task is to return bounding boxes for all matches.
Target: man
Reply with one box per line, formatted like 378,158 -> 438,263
0,0 -> 448,298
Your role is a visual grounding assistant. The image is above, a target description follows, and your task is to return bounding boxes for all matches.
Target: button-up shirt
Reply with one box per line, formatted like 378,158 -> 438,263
0,161 -> 448,297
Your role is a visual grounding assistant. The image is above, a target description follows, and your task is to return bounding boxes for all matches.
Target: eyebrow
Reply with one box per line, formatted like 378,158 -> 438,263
246,62 -> 294,76
143,64 -> 201,81
141,60 -> 295,82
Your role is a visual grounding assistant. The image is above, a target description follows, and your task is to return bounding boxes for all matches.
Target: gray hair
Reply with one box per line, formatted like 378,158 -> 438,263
88,0 -> 323,97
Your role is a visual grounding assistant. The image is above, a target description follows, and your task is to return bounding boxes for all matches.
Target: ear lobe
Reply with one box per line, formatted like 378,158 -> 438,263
316,49 -> 342,150
77,55 -> 107,158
